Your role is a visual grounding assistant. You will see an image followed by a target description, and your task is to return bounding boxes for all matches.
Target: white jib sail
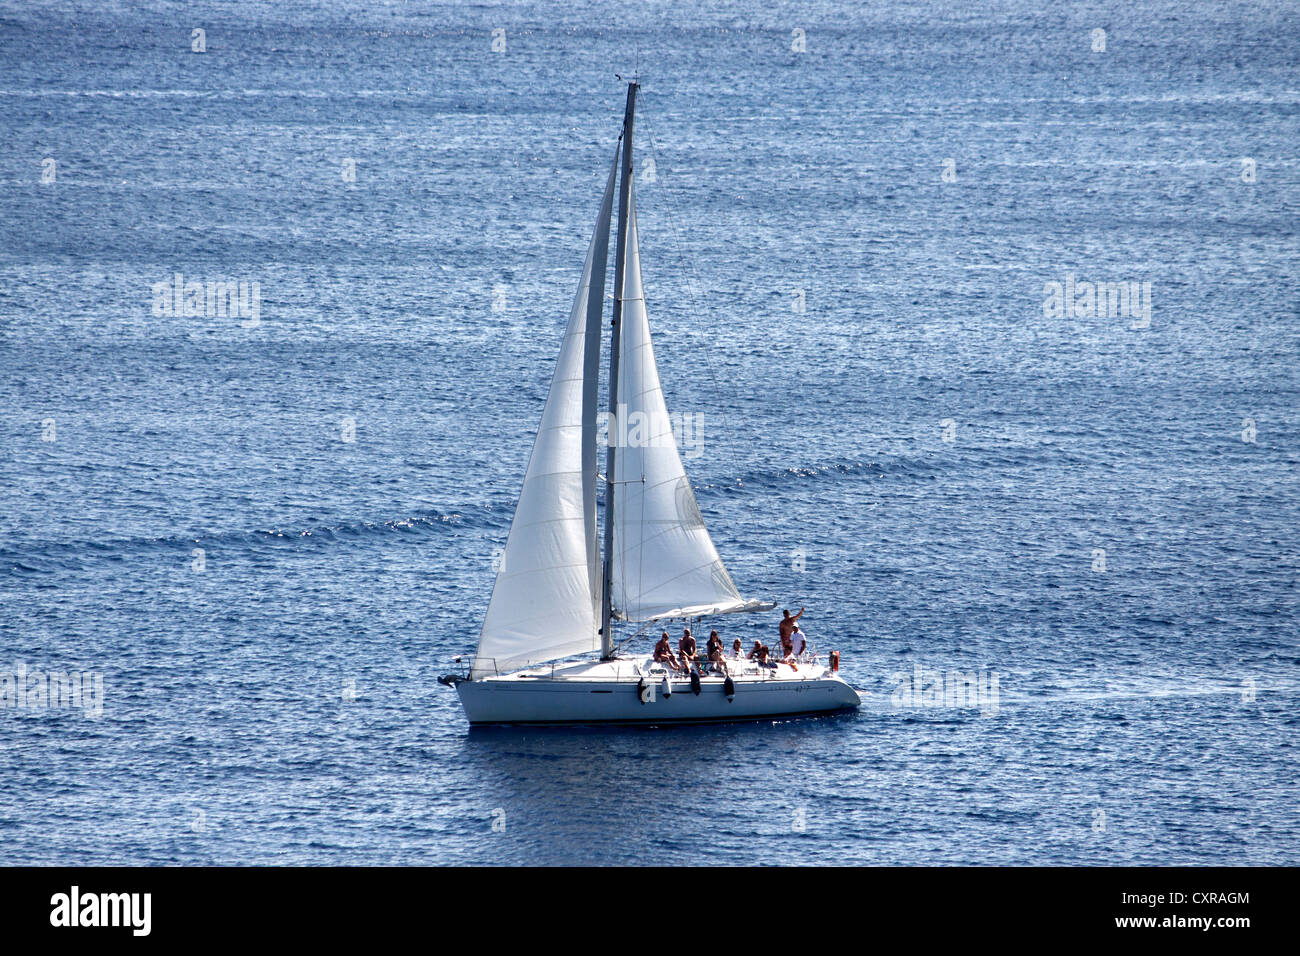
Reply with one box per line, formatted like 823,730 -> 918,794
471,152 -> 618,679
610,181 -> 766,622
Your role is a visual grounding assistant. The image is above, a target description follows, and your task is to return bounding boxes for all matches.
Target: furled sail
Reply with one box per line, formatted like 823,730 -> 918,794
470,150 -> 618,678
609,181 -> 771,622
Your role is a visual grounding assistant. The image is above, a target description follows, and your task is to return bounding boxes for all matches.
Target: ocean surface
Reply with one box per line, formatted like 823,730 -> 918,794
1,0 -> 1297,865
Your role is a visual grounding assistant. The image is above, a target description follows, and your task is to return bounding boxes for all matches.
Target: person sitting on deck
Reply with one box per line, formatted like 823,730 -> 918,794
748,640 -> 772,665
705,630 -> 727,675
732,638 -> 743,659
678,628 -> 698,672
653,632 -> 683,672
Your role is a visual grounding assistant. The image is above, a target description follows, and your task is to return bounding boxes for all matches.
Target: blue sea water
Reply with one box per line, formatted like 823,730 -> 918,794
1,0 -> 1297,865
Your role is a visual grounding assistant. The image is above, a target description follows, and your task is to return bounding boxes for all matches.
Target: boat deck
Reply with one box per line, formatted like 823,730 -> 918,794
482,655 -> 835,684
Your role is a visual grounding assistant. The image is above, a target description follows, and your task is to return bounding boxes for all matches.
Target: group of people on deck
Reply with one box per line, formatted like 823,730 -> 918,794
651,607 -> 810,676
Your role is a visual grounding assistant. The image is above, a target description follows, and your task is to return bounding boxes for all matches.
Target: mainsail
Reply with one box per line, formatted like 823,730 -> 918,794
470,151 -> 618,679
609,181 -> 769,622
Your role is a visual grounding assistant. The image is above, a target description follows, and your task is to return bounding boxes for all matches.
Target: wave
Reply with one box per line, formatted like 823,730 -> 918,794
692,454 -> 954,499
0,507 -> 507,575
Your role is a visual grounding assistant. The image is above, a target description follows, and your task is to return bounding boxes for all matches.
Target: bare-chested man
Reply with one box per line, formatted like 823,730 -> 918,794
779,607 -> 803,658
653,632 -> 683,672
678,628 -> 698,673
779,607 -> 805,644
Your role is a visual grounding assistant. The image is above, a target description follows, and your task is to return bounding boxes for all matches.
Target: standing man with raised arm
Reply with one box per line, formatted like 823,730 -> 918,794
779,607 -> 804,657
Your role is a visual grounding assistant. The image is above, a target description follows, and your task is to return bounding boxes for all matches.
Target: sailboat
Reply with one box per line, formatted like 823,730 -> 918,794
441,82 -> 860,725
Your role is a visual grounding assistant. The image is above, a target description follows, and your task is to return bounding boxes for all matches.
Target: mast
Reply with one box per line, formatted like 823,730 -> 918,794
601,79 -> 637,659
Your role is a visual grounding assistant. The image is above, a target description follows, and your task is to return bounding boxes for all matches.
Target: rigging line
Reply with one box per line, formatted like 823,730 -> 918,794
614,619 -> 653,658
638,93 -> 743,494
615,240 -> 628,622
634,200 -> 649,631
637,423 -> 646,620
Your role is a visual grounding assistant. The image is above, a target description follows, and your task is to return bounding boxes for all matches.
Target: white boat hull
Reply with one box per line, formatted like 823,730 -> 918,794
454,658 -> 860,726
